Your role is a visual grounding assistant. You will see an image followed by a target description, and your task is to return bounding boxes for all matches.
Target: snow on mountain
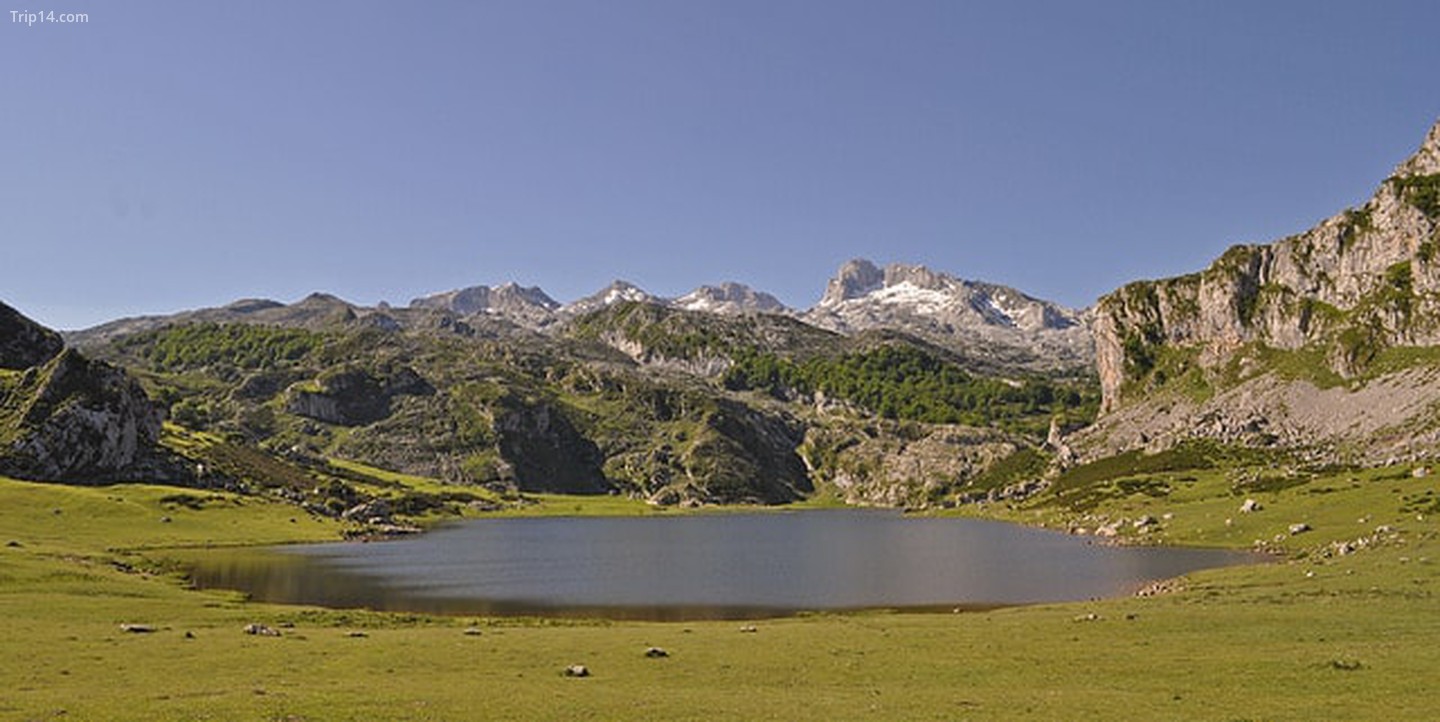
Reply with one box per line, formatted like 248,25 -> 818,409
559,280 -> 662,317
803,259 -> 1092,372
673,282 -> 790,315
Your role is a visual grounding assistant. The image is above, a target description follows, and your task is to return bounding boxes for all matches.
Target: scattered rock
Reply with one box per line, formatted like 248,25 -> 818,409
1412,467 -> 1430,478
5,540 -> 21,548
243,623 -> 281,637
1094,521 -> 1121,538
1133,515 -> 1157,529
644,647 -> 669,658
1240,499 -> 1263,513
119,623 -> 155,634
463,627 -> 483,636
1135,579 -> 1185,597
738,625 -> 758,633
346,631 -> 368,638
184,631 -> 195,639
159,516 -> 172,524
1288,523 -> 1312,535
1072,613 -> 1101,622
563,664 -> 590,678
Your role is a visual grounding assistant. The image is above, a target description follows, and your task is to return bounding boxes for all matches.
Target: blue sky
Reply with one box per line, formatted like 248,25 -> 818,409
3,1 -> 1439,330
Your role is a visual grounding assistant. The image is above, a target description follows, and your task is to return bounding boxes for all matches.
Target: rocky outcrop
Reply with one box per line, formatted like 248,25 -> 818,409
1,302 -> 64,369
1,340 -> 161,483
493,399 -> 610,494
1094,118 -> 1440,414
284,365 -> 433,426
802,421 -> 1022,507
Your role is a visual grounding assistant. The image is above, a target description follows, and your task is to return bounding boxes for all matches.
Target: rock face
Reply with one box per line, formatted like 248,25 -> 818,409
1,302 -> 64,369
0,304 -> 161,482
284,365 -> 433,426
1086,118 -> 1440,460
804,259 -> 1093,373
493,399 -> 610,494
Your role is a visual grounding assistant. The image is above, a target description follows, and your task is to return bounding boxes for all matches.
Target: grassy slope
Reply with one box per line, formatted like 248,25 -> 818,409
1,465 -> 1438,721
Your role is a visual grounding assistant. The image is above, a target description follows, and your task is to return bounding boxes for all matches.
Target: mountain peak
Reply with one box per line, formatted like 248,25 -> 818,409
1394,117 -> 1440,177
818,259 -> 885,307
1,300 -> 65,369
560,280 -> 660,317
674,282 -> 789,315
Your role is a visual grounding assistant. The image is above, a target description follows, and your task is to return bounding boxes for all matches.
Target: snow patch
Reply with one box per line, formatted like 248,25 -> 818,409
865,281 -> 957,315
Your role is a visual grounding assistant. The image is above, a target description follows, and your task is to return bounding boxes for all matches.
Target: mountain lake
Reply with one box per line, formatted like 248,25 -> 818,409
183,510 -> 1260,620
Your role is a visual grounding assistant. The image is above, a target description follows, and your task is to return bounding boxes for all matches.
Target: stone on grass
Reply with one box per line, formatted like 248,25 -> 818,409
564,664 -> 590,678
644,647 -> 669,658
119,623 -> 155,634
1240,499 -> 1262,513
243,623 -> 281,637
1288,523 -> 1312,535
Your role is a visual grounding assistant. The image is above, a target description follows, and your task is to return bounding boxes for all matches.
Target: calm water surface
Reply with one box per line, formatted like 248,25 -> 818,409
187,510 -> 1257,620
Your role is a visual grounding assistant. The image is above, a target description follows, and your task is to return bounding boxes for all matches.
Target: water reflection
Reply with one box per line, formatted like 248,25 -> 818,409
184,511 -> 1258,621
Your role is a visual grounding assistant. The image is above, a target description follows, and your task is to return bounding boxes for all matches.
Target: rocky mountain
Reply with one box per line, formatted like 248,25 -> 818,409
558,280 -> 662,317
409,282 -> 561,327
673,282 -> 789,315
803,259 -> 1093,374
1084,118 -> 1440,463
0,302 -> 162,482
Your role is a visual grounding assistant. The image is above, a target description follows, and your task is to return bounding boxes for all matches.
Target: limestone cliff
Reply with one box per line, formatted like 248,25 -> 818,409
1095,119 -> 1440,414
1,302 -> 162,481
1086,119 -> 1440,462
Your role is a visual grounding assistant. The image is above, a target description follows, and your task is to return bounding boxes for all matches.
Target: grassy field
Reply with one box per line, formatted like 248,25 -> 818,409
2,460 -> 1438,721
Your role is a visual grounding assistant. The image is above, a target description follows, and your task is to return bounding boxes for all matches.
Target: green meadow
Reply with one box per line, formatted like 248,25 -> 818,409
2,460 -> 1438,721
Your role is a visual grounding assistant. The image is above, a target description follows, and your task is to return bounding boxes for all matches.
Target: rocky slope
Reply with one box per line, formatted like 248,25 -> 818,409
76,293 -> 1095,506
1085,118 -> 1440,462
0,302 -> 162,482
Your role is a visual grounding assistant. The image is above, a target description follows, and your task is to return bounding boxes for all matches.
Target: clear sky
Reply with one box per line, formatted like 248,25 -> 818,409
3,1 -> 1439,330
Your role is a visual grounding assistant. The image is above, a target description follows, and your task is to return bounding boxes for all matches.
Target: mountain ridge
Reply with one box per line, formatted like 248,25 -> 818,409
68,259 -> 1093,376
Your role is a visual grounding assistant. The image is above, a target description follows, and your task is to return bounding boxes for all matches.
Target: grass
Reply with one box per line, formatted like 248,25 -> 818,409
2,457 -> 1439,720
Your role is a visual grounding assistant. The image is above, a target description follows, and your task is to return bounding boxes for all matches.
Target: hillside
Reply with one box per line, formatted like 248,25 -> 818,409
67,295 -> 1096,508
0,302 -> 163,483
1083,118 -> 1440,463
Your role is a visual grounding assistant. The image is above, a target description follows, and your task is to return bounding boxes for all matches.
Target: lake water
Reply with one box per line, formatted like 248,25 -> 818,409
186,510 -> 1257,620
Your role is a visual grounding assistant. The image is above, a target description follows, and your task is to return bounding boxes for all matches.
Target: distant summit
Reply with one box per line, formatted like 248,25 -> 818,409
674,282 -> 789,315
804,259 -> 1091,373
559,280 -> 661,317
410,282 -> 560,326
